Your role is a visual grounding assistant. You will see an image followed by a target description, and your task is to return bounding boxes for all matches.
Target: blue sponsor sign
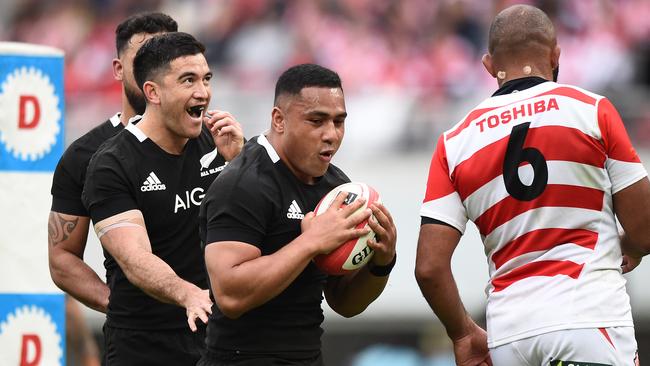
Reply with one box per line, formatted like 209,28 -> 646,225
0,293 -> 65,365
0,44 -> 65,172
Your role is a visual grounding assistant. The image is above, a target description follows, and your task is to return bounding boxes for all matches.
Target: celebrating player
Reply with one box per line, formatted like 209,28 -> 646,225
82,32 -> 244,365
415,4 -> 650,366
198,63 -> 397,365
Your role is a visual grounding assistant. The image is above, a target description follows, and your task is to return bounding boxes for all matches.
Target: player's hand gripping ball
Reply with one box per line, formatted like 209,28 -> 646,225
313,182 -> 380,275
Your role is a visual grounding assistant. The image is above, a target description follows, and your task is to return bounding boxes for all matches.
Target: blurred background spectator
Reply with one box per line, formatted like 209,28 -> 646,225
4,0 -> 650,149
4,1 -> 650,365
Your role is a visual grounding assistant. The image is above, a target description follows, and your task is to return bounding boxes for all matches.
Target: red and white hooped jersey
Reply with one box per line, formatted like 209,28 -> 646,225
420,80 -> 647,348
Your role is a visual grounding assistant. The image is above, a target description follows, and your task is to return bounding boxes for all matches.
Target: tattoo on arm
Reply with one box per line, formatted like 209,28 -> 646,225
48,212 -> 79,247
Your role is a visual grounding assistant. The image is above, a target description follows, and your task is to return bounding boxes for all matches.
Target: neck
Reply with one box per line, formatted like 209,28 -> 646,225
119,94 -> 137,126
136,111 -> 188,155
496,64 -> 552,87
266,132 -> 315,185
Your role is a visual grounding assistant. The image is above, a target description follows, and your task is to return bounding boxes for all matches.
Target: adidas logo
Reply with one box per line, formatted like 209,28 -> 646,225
286,200 -> 304,220
141,172 -> 167,192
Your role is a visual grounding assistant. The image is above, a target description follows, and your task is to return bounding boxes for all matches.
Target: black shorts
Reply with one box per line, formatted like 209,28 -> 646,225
103,324 -> 206,366
197,349 -> 323,366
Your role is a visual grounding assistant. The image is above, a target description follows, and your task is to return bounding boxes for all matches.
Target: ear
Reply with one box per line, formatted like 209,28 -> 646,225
271,106 -> 285,133
142,81 -> 160,105
482,53 -> 496,78
112,58 -> 123,82
551,45 -> 561,70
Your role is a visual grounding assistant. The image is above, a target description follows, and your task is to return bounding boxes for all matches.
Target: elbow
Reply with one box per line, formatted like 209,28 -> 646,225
50,271 -> 66,292
214,295 -> 249,319
414,264 -> 430,286
48,254 -> 67,291
415,261 -> 445,288
327,296 -> 369,318
335,306 -> 365,318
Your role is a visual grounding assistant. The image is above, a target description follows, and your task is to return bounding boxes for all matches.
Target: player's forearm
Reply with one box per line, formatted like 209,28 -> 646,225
49,251 -> 109,313
416,265 -> 471,341
325,265 -> 389,317
48,212 -> 108,312
98,222 -> 199,308
117,251 -> 198,307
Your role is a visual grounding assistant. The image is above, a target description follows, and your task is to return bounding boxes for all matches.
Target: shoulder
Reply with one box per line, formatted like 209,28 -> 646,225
86,129 -> 135,175
206,137 -> 280,205
69,114 -> 124,153
549,82 -> 604,103
213,138 -> 271,188
58,117 -> 123,168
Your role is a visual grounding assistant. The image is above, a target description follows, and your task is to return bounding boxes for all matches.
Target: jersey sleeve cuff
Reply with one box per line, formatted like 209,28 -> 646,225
205,228 -> 264,249
88,197 -> 139,224
51,196 -> 89,216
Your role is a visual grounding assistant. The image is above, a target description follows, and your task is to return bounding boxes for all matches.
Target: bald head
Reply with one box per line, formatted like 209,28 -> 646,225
489,5 -> 556,61
483,4 -> 560,84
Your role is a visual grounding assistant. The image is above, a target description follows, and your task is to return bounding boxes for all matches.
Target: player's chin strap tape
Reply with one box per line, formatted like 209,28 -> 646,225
369,254 -> 396,277
96,222 -> 143,239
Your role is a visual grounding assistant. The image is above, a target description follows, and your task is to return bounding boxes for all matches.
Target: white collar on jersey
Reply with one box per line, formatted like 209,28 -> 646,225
109,113 -> 142,127
128,114 -> 142,124
109,112 -> 121,127
257,134 -> 280,163
125,122 -> 148,142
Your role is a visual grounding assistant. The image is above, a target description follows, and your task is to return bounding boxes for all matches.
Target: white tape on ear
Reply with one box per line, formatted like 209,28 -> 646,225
96,222 -> 144,239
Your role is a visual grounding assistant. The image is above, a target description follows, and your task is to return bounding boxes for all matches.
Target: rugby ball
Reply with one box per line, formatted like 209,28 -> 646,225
313,182 -> 380,275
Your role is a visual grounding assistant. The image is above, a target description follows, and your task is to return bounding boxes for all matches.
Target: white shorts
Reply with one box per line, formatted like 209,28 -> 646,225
490,327 -> 639,366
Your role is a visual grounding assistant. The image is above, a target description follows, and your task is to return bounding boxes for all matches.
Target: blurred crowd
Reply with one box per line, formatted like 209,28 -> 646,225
2,0 -> 650,147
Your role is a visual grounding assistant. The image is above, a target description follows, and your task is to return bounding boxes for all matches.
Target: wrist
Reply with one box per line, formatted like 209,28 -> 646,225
177,281 -> 197,307
368,253 -> 396,276
448,314 -> 474,342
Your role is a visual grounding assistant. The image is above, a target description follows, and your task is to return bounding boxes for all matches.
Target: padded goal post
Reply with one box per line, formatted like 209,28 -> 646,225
0,42 -> 66,366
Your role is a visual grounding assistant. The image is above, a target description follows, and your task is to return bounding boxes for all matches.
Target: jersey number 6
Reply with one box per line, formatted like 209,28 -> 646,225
503,122 -> 548,201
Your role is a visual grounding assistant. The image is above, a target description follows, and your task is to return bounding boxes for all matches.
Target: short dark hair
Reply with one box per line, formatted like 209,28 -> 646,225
274,64 -> 342,105
133,32 -> 206,91
115,12 -> 178,56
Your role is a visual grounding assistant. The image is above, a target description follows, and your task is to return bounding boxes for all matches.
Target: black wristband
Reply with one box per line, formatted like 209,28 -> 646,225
369,254 -> 396,277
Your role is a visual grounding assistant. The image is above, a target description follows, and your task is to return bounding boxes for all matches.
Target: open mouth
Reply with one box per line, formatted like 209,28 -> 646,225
186,105 -> 205,118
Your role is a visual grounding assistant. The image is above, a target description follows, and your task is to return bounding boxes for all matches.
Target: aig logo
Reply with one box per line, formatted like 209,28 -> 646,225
174,187 -> 205,213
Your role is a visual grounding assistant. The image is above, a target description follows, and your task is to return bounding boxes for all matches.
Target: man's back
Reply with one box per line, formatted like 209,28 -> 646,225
421,77 -> 647,347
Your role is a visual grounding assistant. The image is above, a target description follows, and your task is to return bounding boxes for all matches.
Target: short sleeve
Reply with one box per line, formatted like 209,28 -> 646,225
82,150 -> 138,223
420,135 -> 469,233
597,98 -> 648,194
203,174 -> 272,248
51,151 -> 88,216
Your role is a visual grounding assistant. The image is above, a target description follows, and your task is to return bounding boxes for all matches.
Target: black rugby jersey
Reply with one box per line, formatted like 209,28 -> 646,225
83,122 -> 228,329
199,134 -> 349,356
51,113 -> 125,216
